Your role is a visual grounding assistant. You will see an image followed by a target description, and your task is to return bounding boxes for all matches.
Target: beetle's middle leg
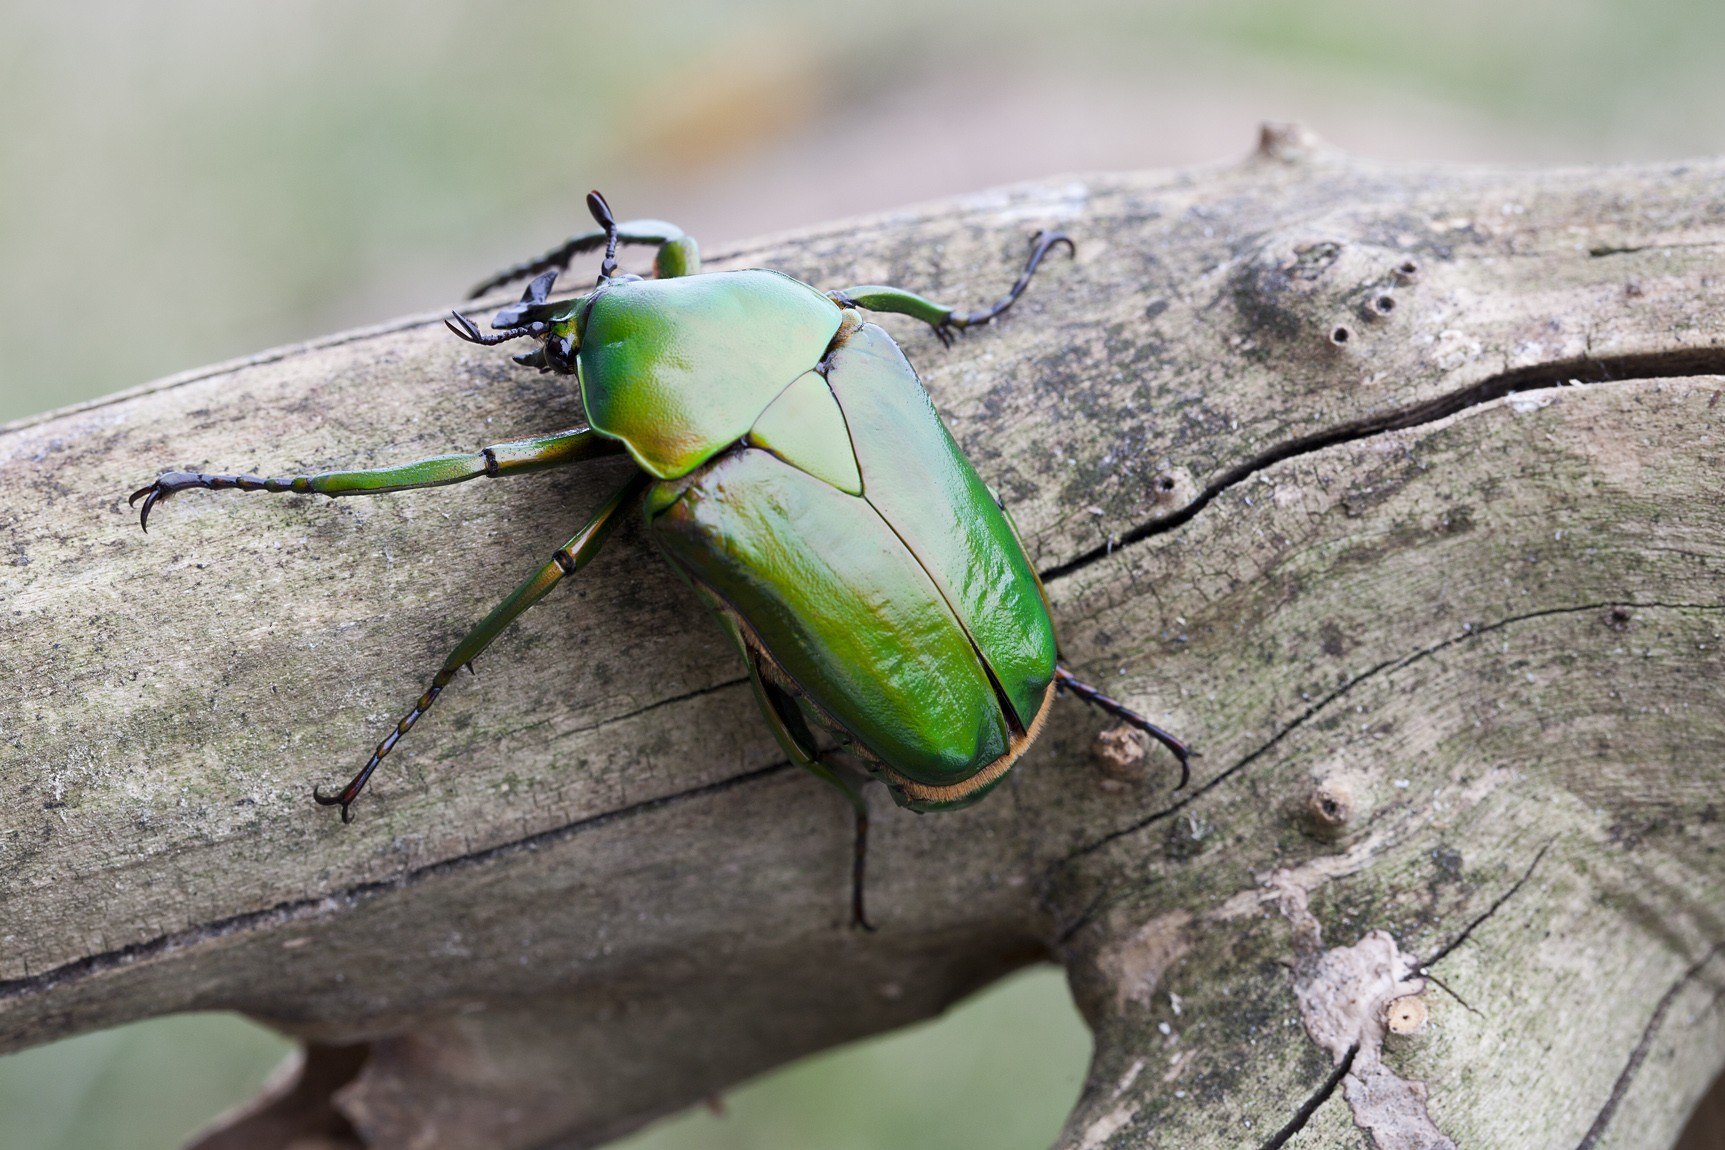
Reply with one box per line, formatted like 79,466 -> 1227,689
751,668 -> 878,933
312,471 -> 649,820
826,230 -> 1074,347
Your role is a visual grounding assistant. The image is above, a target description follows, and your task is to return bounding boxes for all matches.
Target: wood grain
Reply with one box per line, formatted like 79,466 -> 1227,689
3,126 -> 1723,1148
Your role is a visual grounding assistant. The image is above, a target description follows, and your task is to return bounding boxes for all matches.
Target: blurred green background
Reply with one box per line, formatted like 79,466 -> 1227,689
4,1 -> 1724,1147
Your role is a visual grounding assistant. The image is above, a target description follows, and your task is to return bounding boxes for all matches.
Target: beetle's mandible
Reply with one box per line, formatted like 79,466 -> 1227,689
130,192 -> 1191,928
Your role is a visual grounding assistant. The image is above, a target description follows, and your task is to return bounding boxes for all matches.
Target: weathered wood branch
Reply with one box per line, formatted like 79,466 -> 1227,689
3,126 -> 1725,1149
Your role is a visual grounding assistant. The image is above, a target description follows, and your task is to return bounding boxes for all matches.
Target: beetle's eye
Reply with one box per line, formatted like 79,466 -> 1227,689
611,273 -> 644,285
548,335 -> 576,370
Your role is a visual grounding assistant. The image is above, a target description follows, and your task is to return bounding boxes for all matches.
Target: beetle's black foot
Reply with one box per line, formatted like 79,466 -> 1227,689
128,481 -> 168,532
942,230 -> 1077,336
312,783 -> 357,824
1031,230 -> 1076,259
849,801 -> 877,931
128,471 -> 205,531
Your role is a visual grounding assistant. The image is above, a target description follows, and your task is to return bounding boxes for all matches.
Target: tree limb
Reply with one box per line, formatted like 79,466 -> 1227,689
3,125 -> 1724,1149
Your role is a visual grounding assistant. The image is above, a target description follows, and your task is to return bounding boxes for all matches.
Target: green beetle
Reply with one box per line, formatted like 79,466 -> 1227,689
131,192 -> 1190,926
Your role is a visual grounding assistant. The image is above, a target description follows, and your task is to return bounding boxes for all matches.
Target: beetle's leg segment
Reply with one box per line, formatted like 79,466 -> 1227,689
313,472 -> 650,820
706,593 -> 877,931
1054,664 -> 1193,789
466,220 -> 700,299
827,230 -> 1073,347
128,428 -> 625,530
825,285 -> 955,344
947,230 -> 1075,331
746,666 -> 877,932
804,757 -> 876,934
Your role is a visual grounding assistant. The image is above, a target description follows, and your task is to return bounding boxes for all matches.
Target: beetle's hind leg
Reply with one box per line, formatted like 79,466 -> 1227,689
827,230 -> 1074,346
713,604 -> 876,931
753,671 -> 877,933
1054,664 -> 1193,789
313,472 -> 649,820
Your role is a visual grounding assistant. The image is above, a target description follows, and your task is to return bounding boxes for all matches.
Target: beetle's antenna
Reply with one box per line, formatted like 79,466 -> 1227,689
588,190 -> 621,283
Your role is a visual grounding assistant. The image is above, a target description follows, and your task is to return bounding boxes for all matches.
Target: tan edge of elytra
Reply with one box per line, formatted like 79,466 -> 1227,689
692,564 -> 1059,806
871,678 -> 1060,805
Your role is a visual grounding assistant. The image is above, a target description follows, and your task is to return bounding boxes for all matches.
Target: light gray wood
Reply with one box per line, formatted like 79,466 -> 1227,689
3,125 -> 1723,1149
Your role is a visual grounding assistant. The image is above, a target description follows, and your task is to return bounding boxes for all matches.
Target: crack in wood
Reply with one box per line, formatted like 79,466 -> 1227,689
1587,240 -> 1725,258
1575,942 -> 1725,1150
1274,885 -> 1454,1150
1038,351 -> 1725,584
1049,602 -> 1724,946
1421,839 -> 1554,969
552,676 -> 750,739
1059,600 -> 1724,873
0,760 -> 796,1005
1259,1044 -> 1358,1150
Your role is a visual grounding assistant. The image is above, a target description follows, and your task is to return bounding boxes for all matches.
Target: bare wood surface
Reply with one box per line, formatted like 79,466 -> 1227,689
3,126 -> 1724,1149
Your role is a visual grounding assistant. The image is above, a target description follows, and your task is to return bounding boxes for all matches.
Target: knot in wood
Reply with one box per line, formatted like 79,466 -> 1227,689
1091,724 -> 1149,782
1306,780 -> 1356,836
1385,993 -> 1430,1036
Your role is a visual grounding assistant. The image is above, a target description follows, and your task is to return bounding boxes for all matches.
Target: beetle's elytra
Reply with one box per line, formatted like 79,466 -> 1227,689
131,192 -> 1191,927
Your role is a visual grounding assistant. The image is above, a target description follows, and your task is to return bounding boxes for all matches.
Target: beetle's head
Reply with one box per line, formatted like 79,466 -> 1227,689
509,323 -> 579,374
444,268 -> 588,375
444,192 -> 637,375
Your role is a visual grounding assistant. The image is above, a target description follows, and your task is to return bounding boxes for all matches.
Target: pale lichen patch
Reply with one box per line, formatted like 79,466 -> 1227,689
1095,908 -> 1194,1011
1272,872 -> 1455,1149
1076,1101 -> 1138,1150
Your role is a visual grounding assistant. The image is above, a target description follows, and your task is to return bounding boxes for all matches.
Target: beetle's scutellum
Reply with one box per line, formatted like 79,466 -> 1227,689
132,192 -> 1191,926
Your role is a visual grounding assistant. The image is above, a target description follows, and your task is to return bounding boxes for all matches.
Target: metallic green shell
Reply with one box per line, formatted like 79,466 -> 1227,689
577,270 -> 842,479
643,319 -> 1057,796
824,323 -> 1056,731
746,369 -> 862,495
646,447 -> 1013,785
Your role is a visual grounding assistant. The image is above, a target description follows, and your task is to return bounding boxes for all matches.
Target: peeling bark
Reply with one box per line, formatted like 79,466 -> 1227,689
3,126 -> 1725,1148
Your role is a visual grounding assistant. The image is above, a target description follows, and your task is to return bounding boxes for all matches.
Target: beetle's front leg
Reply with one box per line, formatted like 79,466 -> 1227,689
467,216 -> 702,299
827,230 -> 1074,347
312,471 -> 649,820
128,427 -> 624,530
